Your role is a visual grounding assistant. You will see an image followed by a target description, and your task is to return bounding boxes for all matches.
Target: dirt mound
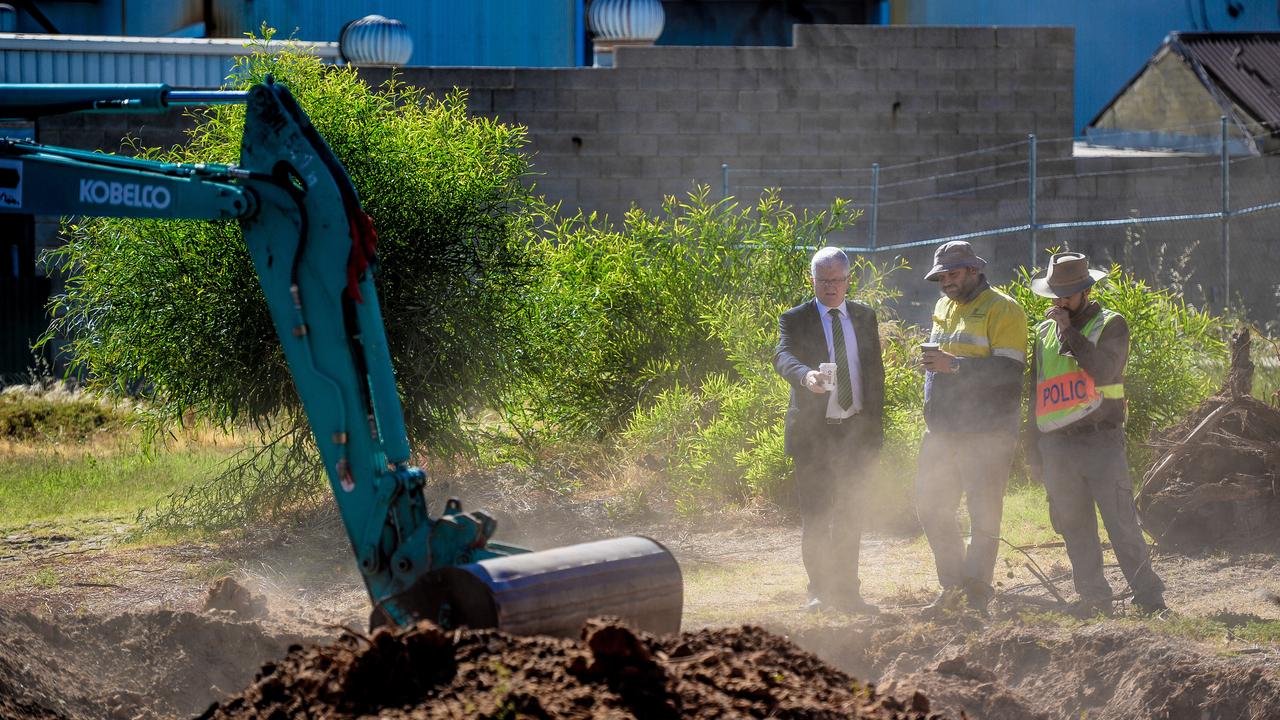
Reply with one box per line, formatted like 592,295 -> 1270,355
200,618 -> 950,719
785,615 -> 1280,720
0,605 -> 319,720
1137,393 -> 1280,550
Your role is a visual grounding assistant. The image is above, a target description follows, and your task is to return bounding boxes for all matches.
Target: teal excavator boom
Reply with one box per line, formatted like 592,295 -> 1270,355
0,81 -> 682,637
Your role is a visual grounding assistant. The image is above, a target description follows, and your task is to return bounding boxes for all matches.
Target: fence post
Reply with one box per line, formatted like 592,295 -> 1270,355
1028,133 -> 1037,269
870,162 -> 880,249
721,163 -> 729,200
1220,116 -> 1230,308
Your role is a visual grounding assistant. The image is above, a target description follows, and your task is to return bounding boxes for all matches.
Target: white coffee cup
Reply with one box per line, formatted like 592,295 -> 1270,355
818,362 -> 837,391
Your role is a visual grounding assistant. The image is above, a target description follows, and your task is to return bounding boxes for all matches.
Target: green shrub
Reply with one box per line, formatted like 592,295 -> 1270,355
510,188 -> 856,444
42,38 -> 535,528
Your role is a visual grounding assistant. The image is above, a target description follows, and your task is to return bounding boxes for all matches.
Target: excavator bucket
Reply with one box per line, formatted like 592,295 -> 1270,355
380,535 -> 683,637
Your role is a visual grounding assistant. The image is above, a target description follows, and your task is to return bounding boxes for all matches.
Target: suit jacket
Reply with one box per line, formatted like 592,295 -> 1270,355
773,299 -> 886,458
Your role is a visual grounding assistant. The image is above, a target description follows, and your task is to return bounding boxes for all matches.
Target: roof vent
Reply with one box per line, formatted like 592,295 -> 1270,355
340,15 -> 413,67
587,0 -> 665,68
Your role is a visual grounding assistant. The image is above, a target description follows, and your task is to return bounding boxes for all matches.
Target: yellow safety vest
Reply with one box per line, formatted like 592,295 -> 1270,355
1034,309 -> 1125,432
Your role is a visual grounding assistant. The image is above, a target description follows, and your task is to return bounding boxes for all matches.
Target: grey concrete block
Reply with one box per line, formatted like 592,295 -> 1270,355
640,156 -> 683,177
955,27 -> 998,48
576,89 -> 619,112
937,135 -> 981,156
739,90 -> 779,112
816,45 -> 860,67
614,46 -> 700,69
534,155 -> 599,178
676,112 -> 721,134
897,48 -> 939,70
573,134 -> 622,156
937,92 -> 978,112
1014,89 -> 1056,112
533,88 -> 578,111
558,68 -> 631,89
956,69 -> 996,91
637,67 -> 721,90
918,113 -> 959,134
619,134 -> 659,156
492,88 -> 537,112
915,26 -> 958,48
555,111 -> 599,134
759,112 -> 802,134
597,111 -> 639,134
697,134 -> 739,156
958,113 -> 997,135
915,68 -> 958,90
718,68 -> 760,90
936,47 -> 979,70
599,155 -> 644,177
996,27 -> 1037,48
857,47 -> 900,69
817,91 -> 863,112
794,24 -> 874,47
696,46 -> 794,69
719,112 -> 759,134
512,110 -> 557,129
779,134 -> 822,156
777,87 -> 825,111
656,134 -> 701,156
636,112 -> 679,133
996,111 -> 1036,134
801,112 -> 842,134
615,89 -> 658,112
656,88 -> 690,112
738,134 -> 780,156
697,89 -> 738,112
896,93 -> 938,113
876,68 -> 918,92
511,68 -> 560,88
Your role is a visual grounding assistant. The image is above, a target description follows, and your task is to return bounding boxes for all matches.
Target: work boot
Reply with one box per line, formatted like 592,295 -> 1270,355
964,581 -> 995,619
1132,595 -> 1169,617
1067,597 -> 1114,619
834,595 -> 881,616
921,586 -> 964,619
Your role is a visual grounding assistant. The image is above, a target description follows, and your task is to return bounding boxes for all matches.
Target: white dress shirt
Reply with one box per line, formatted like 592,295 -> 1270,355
815,298 -> 862,418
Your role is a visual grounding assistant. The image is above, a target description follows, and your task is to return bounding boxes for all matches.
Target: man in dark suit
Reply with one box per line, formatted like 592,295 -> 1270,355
773,247 -> 885,614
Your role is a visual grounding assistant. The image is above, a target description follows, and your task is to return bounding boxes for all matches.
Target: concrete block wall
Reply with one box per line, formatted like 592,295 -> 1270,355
364,24 -> 1076,225
29,24 -> 1280,321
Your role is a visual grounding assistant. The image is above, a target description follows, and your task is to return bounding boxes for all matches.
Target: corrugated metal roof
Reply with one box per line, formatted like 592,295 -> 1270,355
0,33 -> 338,87
1171,32 -> 1280,133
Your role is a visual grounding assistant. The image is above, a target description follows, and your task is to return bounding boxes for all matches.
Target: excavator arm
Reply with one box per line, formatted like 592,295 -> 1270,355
0,80 -> 681,637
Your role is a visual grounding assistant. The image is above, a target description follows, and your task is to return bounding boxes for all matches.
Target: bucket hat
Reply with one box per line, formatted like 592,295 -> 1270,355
924,241 -> 986,281
1030,252 -> 1108,298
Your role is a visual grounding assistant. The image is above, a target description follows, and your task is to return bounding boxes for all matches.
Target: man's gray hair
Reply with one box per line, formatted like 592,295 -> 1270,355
810,246 -> 851,277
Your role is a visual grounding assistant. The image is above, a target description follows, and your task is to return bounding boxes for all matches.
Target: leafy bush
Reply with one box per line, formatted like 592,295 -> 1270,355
0,384 -> 124,441
42,39 -> 535,527
510,188 -> 855,444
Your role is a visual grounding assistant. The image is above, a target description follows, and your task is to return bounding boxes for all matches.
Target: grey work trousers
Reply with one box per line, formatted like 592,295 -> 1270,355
915,430 -> 1015,592
1039,427 -> 1164,604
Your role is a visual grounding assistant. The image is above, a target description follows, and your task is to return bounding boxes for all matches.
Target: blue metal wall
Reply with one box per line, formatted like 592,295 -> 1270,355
215,0 -> 580,67
894,0 -> 1280,133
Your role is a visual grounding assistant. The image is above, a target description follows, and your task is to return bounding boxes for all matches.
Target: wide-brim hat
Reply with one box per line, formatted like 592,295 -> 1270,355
924,240 -> 986,281
1030,252 -> 1108,298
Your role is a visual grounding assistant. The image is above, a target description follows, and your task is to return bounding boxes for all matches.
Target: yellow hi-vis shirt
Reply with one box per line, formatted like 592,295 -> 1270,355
929,287 -> 1027,364
924,285 -> 1028,432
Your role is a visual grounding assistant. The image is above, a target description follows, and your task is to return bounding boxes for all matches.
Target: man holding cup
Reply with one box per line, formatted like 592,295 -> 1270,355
774,247 -> 886,614
916,241 -> 1027,618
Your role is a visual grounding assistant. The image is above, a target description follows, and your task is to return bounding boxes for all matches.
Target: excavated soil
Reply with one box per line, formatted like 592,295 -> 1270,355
198,618 -> 945,720
1138,393 -> 1280,550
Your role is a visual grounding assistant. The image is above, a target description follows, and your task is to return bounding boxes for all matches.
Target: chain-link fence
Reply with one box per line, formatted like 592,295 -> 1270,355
723,118 -> 1280,326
